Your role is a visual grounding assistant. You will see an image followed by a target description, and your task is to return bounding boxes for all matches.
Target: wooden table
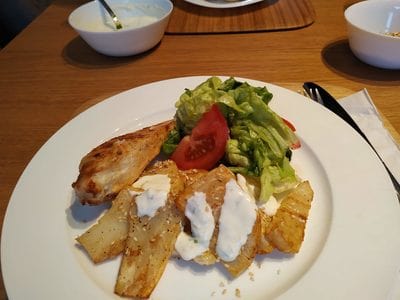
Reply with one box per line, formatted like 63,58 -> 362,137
0,0 -> 399,298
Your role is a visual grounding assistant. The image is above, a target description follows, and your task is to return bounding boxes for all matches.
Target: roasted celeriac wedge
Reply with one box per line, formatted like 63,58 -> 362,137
76,188 -> 133,263
76,158 -> 313,298
257,210 -> 275,254
176,164 -> 261,277
222,211 -> 261,277
264,181 -> 314,253
175,165 -> 235,266
114,160 -> 185,298
76,159 -> 185,264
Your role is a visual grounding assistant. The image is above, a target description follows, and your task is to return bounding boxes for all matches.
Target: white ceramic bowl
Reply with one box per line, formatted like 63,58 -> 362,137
344,0 -> 400,69
68,0 -> 173,57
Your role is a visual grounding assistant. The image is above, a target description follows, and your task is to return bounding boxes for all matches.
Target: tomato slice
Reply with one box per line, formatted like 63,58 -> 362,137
282,118 -> 296,132
282,118 -> 301,149
171,104 -> 229,170
291,140 -> 301,149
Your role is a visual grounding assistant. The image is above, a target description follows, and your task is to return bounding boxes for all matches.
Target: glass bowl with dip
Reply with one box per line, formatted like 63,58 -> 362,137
68,0 -> 173,57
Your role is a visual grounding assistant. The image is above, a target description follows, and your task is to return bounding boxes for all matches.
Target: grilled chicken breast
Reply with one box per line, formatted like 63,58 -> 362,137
72,120 -> 175,205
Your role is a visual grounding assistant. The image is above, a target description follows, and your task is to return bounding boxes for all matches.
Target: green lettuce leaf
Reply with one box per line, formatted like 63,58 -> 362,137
164,76 -> 300,202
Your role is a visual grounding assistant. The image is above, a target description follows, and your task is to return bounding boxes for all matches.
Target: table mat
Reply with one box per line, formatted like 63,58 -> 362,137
166,0 -> 316,34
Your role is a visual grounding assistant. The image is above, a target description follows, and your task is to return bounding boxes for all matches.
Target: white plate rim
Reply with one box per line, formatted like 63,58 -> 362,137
1,75 -> 400,299
184,0 -> 264,9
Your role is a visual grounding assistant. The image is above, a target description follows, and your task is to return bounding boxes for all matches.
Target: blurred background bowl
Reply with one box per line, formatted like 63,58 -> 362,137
68,0 -> 173,57
344,0 -> 400,69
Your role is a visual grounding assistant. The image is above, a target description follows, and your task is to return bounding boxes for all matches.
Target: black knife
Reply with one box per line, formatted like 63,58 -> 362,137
303,82 -> 400,197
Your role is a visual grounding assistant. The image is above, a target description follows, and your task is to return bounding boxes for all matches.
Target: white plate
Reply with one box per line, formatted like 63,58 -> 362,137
2,76 -> 400,299
184,0 -> 263,9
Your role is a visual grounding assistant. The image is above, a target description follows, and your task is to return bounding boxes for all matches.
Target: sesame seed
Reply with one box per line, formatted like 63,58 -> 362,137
235,288 -> 241,298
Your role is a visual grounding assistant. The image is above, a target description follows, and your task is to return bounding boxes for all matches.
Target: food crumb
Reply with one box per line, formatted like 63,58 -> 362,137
248,271 -> 255,281
211,291 -> 216,297
222,289 -> 227,295
385,31 -> 400,38
235,288 -> 241,298
219,281 -> 225,287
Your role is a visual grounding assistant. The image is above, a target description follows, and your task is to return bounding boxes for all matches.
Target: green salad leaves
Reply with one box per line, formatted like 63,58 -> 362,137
163,76 -> 300,202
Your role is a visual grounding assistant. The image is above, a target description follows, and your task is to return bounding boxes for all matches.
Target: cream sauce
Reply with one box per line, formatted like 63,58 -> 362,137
260,195 -> 280,216
133,174 -> 170,191
216,179 -> 257,262
85,16 -> 158,32
131,174 -> 170,218
236,173 -> 257,202
84,4 -> 165,32
175,192 -> 215,260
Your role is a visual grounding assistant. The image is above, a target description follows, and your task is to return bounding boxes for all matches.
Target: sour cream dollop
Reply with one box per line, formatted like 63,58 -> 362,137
175,192 -> 215,260
131,174 -> 170,218
216,179 -> 257,262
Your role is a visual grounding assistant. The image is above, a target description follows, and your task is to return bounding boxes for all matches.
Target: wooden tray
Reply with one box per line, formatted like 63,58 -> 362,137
166,0 -> 316,33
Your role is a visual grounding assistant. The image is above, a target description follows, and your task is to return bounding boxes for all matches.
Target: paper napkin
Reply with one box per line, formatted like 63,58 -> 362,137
339,89 -> 400,184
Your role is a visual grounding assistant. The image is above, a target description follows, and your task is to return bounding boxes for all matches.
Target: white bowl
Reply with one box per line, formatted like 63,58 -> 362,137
344,0 -> 400,69
68,0 -> 173,57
